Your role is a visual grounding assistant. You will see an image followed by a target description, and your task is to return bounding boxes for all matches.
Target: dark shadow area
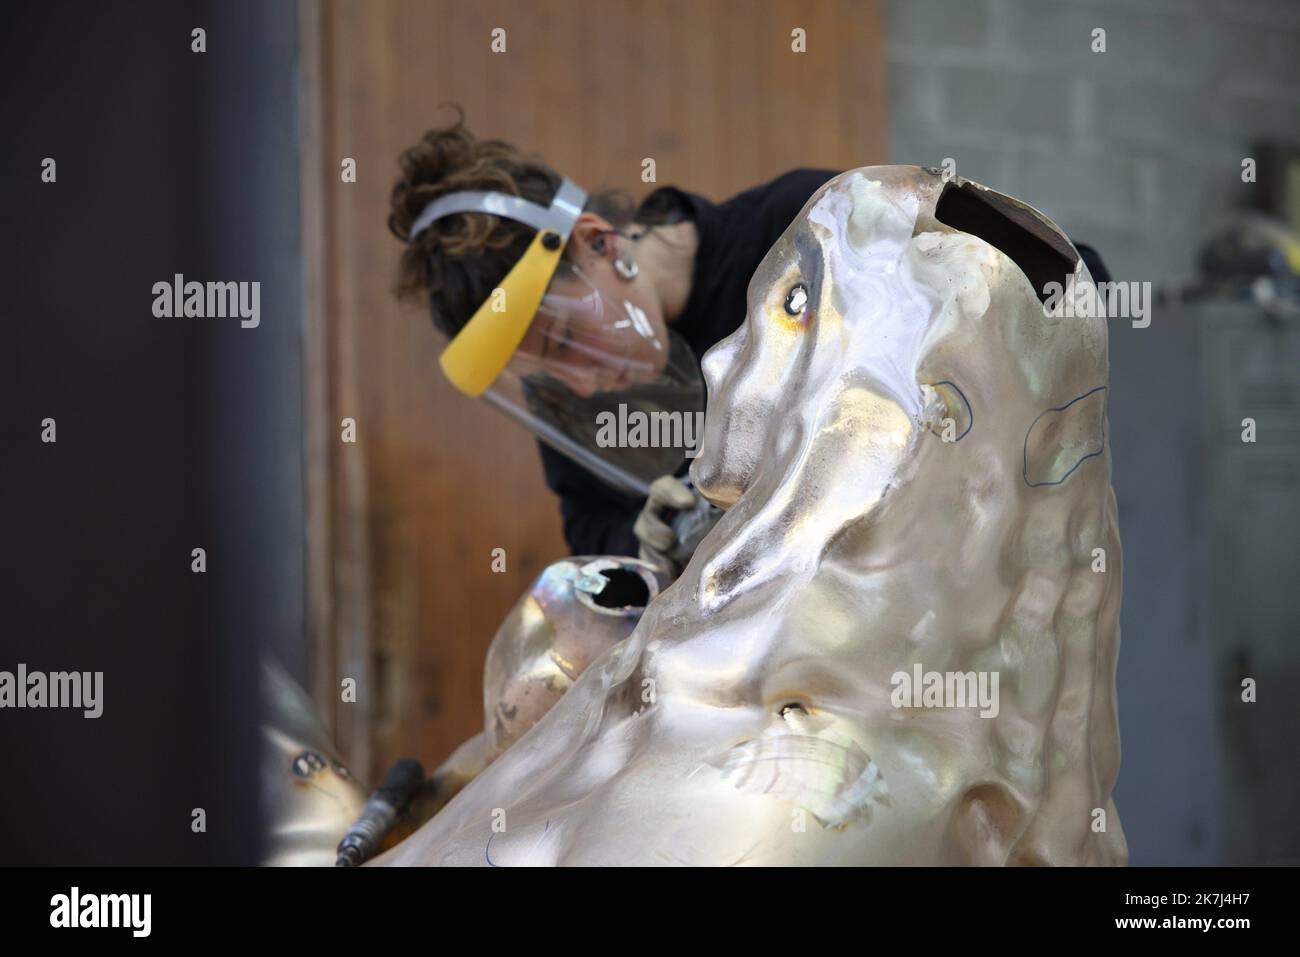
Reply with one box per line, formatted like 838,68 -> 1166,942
1,0 -> 304,865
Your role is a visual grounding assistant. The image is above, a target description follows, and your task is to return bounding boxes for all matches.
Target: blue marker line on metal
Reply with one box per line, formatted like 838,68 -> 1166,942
934,380 -> 973,441
1022,385 -> 1107,488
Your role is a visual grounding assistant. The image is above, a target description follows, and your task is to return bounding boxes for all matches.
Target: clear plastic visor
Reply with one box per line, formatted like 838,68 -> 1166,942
459,261 -> 706,496
504,261 -> 672,397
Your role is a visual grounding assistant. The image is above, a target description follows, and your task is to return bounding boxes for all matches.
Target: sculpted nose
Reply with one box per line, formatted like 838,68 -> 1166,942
700,329 -> 741,397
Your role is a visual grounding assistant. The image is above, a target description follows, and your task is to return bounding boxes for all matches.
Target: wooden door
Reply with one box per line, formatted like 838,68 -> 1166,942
299,0 -> 886,782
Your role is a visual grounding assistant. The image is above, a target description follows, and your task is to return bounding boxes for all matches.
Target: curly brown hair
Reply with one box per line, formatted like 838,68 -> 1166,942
388,106 -> 644,338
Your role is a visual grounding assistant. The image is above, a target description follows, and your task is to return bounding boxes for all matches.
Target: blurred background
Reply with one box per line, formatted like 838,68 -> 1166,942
3,0 -> 1297,865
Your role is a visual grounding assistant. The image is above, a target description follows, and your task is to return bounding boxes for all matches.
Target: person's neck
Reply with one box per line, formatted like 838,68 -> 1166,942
636,220 -> 698,323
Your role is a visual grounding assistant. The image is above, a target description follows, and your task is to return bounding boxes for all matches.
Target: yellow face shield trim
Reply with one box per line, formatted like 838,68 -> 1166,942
438,230 -> 566,397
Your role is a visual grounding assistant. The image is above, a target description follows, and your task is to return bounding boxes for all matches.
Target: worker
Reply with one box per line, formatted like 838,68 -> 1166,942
387,108 -> 1110,577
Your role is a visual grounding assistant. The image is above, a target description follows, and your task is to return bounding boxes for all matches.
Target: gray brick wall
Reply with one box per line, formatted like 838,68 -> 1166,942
887,0 -> 1300,867
887,0 -> 1300,285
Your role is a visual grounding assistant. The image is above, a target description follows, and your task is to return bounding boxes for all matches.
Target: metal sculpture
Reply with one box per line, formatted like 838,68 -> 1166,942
377,166 -> 1126,866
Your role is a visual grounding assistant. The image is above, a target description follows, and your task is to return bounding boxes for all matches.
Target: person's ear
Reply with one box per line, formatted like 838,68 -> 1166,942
571,214 -> 616,262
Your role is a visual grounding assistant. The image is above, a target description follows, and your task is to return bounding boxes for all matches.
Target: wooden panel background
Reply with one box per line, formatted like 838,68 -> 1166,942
301,0 -> 886,783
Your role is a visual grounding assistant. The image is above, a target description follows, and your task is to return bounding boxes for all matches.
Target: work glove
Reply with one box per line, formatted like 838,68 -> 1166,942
633,474 -> 698,577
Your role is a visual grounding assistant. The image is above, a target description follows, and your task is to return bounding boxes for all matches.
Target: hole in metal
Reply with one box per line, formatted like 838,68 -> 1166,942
784,283 -> 809,315
590,567 -> 651,609
934,182 -> 1078,306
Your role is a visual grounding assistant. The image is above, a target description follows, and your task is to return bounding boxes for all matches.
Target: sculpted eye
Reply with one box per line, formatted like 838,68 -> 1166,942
783,283 -> 809,316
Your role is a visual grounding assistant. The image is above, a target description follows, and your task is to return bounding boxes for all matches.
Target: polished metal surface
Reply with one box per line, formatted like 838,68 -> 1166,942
424,556 -> 667,812
379,166 -> 1127,866
260,658 -> 368,866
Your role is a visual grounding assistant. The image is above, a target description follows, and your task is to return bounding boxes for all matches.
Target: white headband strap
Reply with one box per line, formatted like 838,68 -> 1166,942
408,177 -> 587,243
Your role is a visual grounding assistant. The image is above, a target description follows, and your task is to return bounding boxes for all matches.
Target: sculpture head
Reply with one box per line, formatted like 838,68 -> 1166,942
380,167 -> 1126,867
681,167 -> 1123,864
693,167 -> 1109,578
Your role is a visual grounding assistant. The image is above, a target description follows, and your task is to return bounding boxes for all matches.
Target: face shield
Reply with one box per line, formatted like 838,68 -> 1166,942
411,179 -> 705,496
485,261 -> 704,496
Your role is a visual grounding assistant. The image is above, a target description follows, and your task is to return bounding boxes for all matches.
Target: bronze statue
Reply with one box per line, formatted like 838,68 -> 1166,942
377,166 -> 1126,866
267,166 -> 1126,866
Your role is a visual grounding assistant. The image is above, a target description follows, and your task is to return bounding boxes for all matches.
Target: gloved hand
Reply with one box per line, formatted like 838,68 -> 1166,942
633,474 -> 698,576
